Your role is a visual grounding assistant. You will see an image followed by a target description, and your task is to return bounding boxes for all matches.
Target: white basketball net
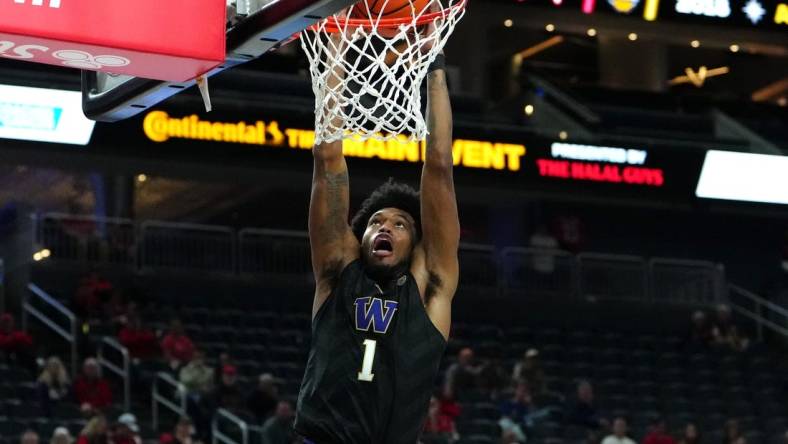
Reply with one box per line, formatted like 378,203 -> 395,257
301,0 -> 466,144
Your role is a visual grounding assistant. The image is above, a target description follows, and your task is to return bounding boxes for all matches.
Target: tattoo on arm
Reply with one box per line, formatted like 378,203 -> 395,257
323,170 -> 349,242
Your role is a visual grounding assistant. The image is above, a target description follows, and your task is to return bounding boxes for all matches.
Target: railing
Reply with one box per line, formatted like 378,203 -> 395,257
152,371 -> 187,432
97,336 -> 131,412
22,283 -> 78,376
239,228 -> 311,277
35,213 -> 136,267
649,258 -> 725,305
212,408 -> 252,444
141,221 -> 235,274
728,284 -> 788,341
33,213 -> 730,306
579,253 -> 648,301
500,247 -> 578,299
458,243 -> 499,293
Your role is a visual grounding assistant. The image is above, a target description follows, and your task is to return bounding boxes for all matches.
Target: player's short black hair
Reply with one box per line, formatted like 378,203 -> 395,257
351,179 -> 421,242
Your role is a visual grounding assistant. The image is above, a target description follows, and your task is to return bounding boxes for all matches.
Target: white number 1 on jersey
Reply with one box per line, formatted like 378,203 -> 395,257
358,339 -> 376,382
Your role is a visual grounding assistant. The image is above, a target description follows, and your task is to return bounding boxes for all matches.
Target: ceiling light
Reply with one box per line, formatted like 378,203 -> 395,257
504,19 -> 513,27
546,24 -> 556,32
778,97 -> 787,107
559,131 -> 568,140
691,40 -> 701,48
587,28 -> 597,37
524,105 -> 535,116
730,44 -> 740,52
137,174 -> 147,183
628,33 -> 638,41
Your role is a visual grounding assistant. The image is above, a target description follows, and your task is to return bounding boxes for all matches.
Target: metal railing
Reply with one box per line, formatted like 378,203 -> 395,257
728,284 -> 788,341
500,247 -> 579,299
33,213 -> 731,306
579,253 -> 648,301
141,221 -> 235,273
239,228 -> 311,277
35,213 -> 136,267
152,371 -> 187,432
458,243 -> 499,293
22,283 -> 78,376
649,258 -> 725,305
212,408 -> 252,444
97,336 -> 131,412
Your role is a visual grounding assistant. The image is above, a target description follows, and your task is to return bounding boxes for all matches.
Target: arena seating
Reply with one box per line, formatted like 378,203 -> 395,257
3,265 -> 787,444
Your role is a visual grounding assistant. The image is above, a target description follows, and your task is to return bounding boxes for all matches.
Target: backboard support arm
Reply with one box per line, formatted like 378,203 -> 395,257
81,0 -> 356,122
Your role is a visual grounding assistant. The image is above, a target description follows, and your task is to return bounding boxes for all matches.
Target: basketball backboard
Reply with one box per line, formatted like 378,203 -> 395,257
81,0 -> 357,122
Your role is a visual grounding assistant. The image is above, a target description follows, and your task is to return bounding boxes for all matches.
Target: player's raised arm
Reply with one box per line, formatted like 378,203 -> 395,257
419,58 -> 460,314
308,34 -> 360,316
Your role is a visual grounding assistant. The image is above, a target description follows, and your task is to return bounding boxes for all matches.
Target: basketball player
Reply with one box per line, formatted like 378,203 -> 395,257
294,47 -> 459,444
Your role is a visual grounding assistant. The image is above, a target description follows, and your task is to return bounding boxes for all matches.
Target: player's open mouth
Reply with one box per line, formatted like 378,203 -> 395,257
372,235 -> 393,258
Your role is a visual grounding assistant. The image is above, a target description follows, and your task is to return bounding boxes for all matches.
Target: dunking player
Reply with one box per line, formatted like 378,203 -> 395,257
294,48 -> 460,443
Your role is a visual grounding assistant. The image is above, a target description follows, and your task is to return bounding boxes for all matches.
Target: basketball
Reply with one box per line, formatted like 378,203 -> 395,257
351,0 -> 432,19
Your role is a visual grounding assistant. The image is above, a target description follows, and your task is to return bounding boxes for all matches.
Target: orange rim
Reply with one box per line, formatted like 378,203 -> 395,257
311,0 -> 466,32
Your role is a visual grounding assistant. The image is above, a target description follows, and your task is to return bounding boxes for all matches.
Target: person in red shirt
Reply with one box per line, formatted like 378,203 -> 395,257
74,272 -> 113,320
0,313 -> 34,354
0,312 -> 35,369
73,357 -> 113,413
161,319 -> 195,370
643,417 -> 677,444
423,395 -> 459,443
118,315 -> 158,361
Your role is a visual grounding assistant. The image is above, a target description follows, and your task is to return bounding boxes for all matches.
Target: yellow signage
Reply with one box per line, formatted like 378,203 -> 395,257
776,3 -> 788,23
143,111 -> 526,172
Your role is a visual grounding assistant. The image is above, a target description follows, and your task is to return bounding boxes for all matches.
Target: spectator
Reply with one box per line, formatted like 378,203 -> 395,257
211,364 -> 244,412
568,380 -> 607,430
260,401 -> 295,444
498,381 -> 531,443
437,385 -> 461,420
76,415 -> 108,444
0,312 -> 34,363
712,305 -> 749,352
213,352 -> 233,386
159,417 -> 203,444
118,315 -> 158,361
722,419 -> 742,444
20,430 -> 40,444
161,319 -> 195,370
423,395 -> 459,444
444,347 -> 482,397
529,225 -> 559,274
677,423 -> 701,444
643,417 -> 676,444
501,429 -> 525,444
512,349 -> 546,396
179,350 -> 214,399
38,356 -> 71,416
73,357 -> 112,414
74,272 -> 113,320
104,289 -> 131,328
479,351 -> 509,399
111,413 -> 142,444
50,427 -> 74,444
247,373 -> 281,422
686,311 -> 714,348
602,417 -> 637,444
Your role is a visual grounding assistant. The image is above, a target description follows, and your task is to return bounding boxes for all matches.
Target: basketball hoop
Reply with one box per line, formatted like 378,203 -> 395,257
300,0 -> 467,144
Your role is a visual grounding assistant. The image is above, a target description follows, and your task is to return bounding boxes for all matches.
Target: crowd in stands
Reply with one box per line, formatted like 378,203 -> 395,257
0,267 -> 784,444
417,304 -> 763,444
